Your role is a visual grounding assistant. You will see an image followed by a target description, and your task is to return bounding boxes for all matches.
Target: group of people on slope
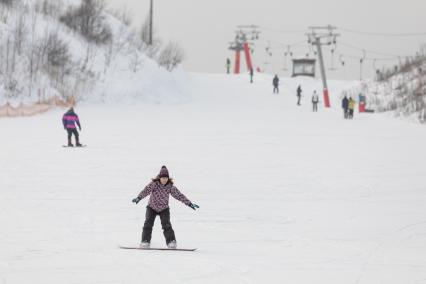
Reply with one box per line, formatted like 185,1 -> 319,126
283,83 -> 320,112
342,95 -> 356,119
271,80 -> 356,117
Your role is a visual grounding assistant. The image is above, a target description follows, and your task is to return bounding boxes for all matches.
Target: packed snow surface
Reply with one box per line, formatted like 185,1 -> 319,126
1,73 -> 426,284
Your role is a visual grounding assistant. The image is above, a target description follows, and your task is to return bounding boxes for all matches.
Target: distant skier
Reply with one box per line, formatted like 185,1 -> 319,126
250,68 -> 254,83
348,97 -> 355,119
342,96 -> 349,119
273,75 -> 279,94
132,166 -> 199,249
226,58 -> 231,74
312,91 -> 319,112
342,96 -> 350,118
296,85 -> 302,105
62,107 -> 82,147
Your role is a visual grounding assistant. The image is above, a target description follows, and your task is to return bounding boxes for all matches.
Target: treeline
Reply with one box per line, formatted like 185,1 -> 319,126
367,46 -> 426,123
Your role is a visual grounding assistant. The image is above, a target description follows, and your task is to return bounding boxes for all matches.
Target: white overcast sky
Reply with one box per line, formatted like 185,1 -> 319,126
106,0 -> 426,80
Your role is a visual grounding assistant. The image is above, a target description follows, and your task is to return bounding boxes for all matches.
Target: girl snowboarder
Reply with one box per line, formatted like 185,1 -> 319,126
132,166 -> 199,249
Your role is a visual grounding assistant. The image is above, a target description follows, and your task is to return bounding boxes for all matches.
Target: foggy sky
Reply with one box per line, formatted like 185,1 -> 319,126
106,0 -> 426,80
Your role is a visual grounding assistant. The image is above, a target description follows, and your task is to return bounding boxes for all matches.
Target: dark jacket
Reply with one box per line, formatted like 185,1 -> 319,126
273,76 -> 279,86
342,97 -> 349,109
297,86 -> 302,96
62,110 -> 81,130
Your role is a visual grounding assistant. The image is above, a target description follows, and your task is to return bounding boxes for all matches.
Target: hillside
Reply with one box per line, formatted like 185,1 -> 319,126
0,0 -> 184,107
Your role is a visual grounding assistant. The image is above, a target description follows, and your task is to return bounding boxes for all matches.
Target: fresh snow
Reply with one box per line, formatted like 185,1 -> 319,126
1,73 -> 426,284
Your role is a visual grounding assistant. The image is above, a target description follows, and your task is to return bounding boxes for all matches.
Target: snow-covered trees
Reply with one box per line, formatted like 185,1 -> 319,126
0,0 -> 15,7
60,0 -> 112,44
349,46 -> 426,123
157,41 -> 185,72
0,0 -> 185,104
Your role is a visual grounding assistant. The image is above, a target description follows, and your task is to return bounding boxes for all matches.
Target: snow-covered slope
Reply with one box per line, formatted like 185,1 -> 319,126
1,73 -> 426,284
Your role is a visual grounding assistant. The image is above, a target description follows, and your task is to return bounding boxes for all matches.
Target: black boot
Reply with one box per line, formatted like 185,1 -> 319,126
75,133 -> 82,147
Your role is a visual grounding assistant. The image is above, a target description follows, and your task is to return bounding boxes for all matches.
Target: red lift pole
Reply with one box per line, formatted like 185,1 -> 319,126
234,49 -> 241,74
243,42 -> 253,71
229,25 -> 260,74
307,26 -> 339,108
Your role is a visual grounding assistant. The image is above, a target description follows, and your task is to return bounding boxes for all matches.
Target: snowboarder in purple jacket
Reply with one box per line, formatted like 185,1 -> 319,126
132,166 -> 199,249
62,107 -> 82,147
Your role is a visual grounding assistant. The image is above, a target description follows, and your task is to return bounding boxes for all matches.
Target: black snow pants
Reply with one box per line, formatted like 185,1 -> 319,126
67,128 -> 80,145
141,206 -> 176,244
344,108 -> 349,119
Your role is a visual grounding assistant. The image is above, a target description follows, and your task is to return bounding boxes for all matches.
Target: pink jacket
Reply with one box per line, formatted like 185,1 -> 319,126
138,181 -> 191,212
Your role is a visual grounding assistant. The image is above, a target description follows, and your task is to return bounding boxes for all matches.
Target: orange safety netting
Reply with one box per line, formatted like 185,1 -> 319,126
0,96 -> 75,117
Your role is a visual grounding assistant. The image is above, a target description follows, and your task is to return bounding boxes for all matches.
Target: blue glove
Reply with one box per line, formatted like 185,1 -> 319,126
188,203 -> 199,210
132,197 -> 141,204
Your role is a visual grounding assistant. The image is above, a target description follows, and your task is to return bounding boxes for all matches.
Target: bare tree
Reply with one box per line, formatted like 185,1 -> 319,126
13,11 -> 27,55
0,0 -> 15,7
60,0 -> 112,44
129,49 -> 143,73
109,6 -> 132,26
0,5 -> 10,23
27,6 -> 39,96
34,0 -> 62,18
46,33 -> 70,69
157,41 -> 185,71
140,13 -> 161,59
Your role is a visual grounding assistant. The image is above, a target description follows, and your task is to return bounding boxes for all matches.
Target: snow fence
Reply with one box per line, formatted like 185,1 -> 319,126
0,97 -> 74,117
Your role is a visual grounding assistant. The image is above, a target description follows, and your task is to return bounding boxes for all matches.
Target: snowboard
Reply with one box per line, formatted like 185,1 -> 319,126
119,246 -> 196,252
62,145 -> 87,148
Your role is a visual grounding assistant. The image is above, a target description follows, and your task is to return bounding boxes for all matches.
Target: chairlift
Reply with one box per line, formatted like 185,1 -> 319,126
329,48 -> 336,71
339,54 -> 345,66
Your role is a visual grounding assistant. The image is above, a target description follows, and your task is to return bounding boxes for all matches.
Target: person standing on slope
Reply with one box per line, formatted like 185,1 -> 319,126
250,68 -> 254,83
342,95 -> 349,119
312,91 -> 319,112
132,166 -> 199,249
226,58 -> 231,74
62,107 -> 82,147
296,85 -> 302,105
348,97 -> 356,119
273,75 -> 280,94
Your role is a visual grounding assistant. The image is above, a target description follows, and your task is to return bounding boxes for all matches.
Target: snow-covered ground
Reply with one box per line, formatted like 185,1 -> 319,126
1,73 -> 426,284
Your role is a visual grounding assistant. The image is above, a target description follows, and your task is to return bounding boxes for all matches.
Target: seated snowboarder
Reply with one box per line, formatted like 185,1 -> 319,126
62,107 -> 82,147
132,166 -> 199,249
